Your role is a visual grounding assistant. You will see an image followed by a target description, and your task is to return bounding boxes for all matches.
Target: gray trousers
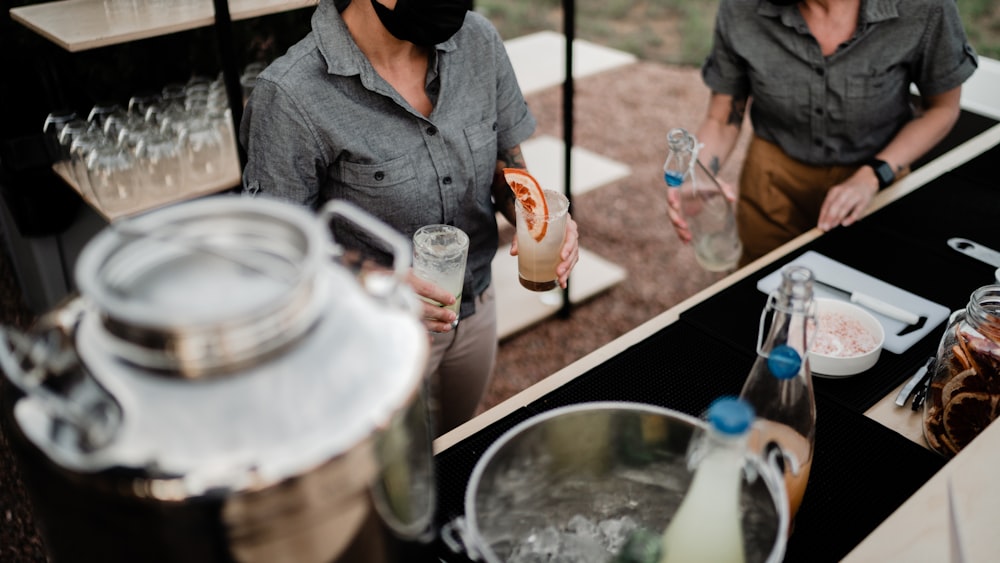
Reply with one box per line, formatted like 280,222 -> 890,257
425,284 -> 498,437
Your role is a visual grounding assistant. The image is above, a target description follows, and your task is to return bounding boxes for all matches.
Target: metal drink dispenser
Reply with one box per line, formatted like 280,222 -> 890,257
0,196 -> 435,562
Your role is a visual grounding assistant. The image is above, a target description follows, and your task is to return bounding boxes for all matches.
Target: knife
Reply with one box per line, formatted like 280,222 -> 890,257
812,277 -> 921,326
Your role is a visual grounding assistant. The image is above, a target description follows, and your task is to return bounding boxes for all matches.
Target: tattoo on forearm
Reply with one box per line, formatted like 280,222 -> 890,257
727,97 -> 747,126
493,146 -> 526,223
498,146 -> 526,170
709,156 -> 721,176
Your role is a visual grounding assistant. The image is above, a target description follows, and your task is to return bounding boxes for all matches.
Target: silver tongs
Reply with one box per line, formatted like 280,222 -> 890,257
895,356 -> 935,409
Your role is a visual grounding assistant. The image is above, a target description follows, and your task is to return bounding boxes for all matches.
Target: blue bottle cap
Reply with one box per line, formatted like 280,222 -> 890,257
767,344 -> 802,380
707,396 -> 755,435
664,170 -> 684,187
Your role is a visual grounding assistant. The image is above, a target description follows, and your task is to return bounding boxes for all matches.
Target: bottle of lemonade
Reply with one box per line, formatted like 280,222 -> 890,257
659,396 -> 753,563
739,264 -> 817,523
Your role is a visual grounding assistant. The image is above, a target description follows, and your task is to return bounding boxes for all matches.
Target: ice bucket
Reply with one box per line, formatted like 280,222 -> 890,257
443,402 -> 789,562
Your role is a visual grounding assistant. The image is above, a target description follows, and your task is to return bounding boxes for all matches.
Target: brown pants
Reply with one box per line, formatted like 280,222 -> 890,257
736,135 -> 906,266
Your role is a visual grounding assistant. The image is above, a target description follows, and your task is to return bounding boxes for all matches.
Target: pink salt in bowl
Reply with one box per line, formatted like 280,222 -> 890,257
809,298 -> 885,378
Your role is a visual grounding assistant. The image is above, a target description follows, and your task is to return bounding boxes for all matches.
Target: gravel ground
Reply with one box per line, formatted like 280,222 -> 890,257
484,61 -> 750,412
0,61 -> 749,560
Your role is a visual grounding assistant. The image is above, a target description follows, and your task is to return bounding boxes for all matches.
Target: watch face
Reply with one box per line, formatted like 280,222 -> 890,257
871,160 -> 894,188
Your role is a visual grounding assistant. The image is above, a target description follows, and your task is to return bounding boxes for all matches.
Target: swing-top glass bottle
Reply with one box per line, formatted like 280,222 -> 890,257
663,127 -> 742,272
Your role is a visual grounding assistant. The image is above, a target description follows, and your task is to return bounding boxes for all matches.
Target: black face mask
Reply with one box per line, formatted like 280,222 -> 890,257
371,0 -> 469,47
766,0 -> 800,5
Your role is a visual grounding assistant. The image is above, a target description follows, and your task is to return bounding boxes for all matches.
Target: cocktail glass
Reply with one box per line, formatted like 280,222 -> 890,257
515,189 -> 569,292
412,224 -> 470,330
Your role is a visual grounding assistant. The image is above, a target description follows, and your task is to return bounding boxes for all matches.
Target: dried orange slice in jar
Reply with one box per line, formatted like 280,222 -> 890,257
503,168 -> 549,242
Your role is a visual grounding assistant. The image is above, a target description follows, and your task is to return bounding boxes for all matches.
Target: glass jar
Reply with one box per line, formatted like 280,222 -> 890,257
923,285 -> 1000,457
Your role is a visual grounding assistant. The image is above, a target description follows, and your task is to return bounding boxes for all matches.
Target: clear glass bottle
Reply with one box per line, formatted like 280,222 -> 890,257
662,128 -> 742,272
923,284 -> 1000,457
739,264 -> 817,523
659,396 -> 753,563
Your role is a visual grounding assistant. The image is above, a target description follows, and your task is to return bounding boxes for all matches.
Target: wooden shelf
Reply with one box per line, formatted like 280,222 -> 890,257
10,0 -> 318,52
54,156 -> 241,222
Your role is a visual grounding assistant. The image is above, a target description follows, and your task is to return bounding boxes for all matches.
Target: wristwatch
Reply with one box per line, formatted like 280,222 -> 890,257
865,158 -> 895,190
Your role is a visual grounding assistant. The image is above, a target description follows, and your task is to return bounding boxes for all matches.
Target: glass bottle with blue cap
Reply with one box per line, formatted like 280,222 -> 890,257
739,264 -> 817,526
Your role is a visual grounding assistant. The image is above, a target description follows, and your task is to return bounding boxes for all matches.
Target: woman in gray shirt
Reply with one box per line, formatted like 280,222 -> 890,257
667,0 -> 978,265
240,0 -> 580,435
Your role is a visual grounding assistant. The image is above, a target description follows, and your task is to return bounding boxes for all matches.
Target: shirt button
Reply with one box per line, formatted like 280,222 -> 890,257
374,171 -> 385,181
492,122 -> 498,131
814,138 -> 823,147
814,107 -> 824,116
427,126 -> 438,136
442,176 -> 452,185
815,67 -> 825,77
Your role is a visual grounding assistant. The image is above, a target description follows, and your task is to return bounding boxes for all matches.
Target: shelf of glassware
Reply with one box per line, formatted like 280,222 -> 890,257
52,157 -> 241,222
9,0 -> 319,53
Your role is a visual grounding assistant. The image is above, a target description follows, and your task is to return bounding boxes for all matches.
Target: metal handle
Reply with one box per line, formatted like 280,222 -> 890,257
0,325 -> 117,450
440,516 -> 485,561
319,199 -> 412,296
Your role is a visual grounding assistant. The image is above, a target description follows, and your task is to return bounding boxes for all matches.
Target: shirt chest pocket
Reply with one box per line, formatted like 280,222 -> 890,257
846,67 -> 905,99
339,154 -> 416,189
464,120 -> 498,189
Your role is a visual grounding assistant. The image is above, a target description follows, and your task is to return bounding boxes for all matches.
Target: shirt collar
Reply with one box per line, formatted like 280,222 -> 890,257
756,0 -> 900,25
313,0 -> 458,78
858,0 -> 900,24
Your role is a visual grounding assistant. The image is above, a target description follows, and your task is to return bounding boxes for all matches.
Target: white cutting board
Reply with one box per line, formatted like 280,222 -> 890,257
756,251 -> 952,354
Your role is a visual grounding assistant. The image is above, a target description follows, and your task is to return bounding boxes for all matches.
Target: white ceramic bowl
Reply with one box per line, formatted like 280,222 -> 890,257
809,298 -> 885,377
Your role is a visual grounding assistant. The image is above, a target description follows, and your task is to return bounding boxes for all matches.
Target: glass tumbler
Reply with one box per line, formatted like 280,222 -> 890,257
180,115 -> 225,186
43,109 -> 79,163
87,141 -> 139,215
135,127 -> 185,206
69,129 -> 108,199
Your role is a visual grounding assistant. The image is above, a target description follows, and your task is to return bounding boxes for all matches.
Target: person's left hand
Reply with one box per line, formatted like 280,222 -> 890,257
817,168 -> 879,231
510,214 -> 580,289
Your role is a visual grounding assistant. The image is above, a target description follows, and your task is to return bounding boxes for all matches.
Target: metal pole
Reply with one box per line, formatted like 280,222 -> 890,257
211,0 -> 248,172
558,0 -> 575,319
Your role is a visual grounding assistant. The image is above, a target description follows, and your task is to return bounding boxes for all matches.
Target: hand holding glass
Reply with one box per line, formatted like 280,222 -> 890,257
515,189 -> 569,292
412,225 -> 469,330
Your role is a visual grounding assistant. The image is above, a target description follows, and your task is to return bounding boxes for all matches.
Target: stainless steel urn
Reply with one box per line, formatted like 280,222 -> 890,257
0,196 -> 435,562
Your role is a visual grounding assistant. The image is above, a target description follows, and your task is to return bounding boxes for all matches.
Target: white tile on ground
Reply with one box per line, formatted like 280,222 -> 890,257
504,30 -> 638,96
521,135 -> 632,197
492,245 -> 627,339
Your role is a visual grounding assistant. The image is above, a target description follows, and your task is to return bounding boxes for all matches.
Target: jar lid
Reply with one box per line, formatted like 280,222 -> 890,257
74,196 -> 326,376
38,196 -> 430,492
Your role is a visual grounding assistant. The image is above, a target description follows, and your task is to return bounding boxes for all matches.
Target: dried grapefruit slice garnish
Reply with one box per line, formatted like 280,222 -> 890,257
943,390 -> 996,451
503,168 -> 549,242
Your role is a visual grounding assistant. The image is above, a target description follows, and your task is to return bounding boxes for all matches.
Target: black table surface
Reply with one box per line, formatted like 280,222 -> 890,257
432,322 -> 946,563
432,115 -> 997,562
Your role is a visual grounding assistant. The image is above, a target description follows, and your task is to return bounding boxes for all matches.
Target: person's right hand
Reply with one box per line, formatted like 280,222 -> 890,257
666,178 -> 738,244
406,271 -> 457,333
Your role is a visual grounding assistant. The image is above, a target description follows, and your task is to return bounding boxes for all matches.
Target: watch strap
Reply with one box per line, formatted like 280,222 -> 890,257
866,158 -> 895,190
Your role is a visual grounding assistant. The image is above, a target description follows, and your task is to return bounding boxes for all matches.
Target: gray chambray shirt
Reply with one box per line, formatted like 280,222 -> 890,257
240,1 -> 536,318
702,0 -> 978,166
